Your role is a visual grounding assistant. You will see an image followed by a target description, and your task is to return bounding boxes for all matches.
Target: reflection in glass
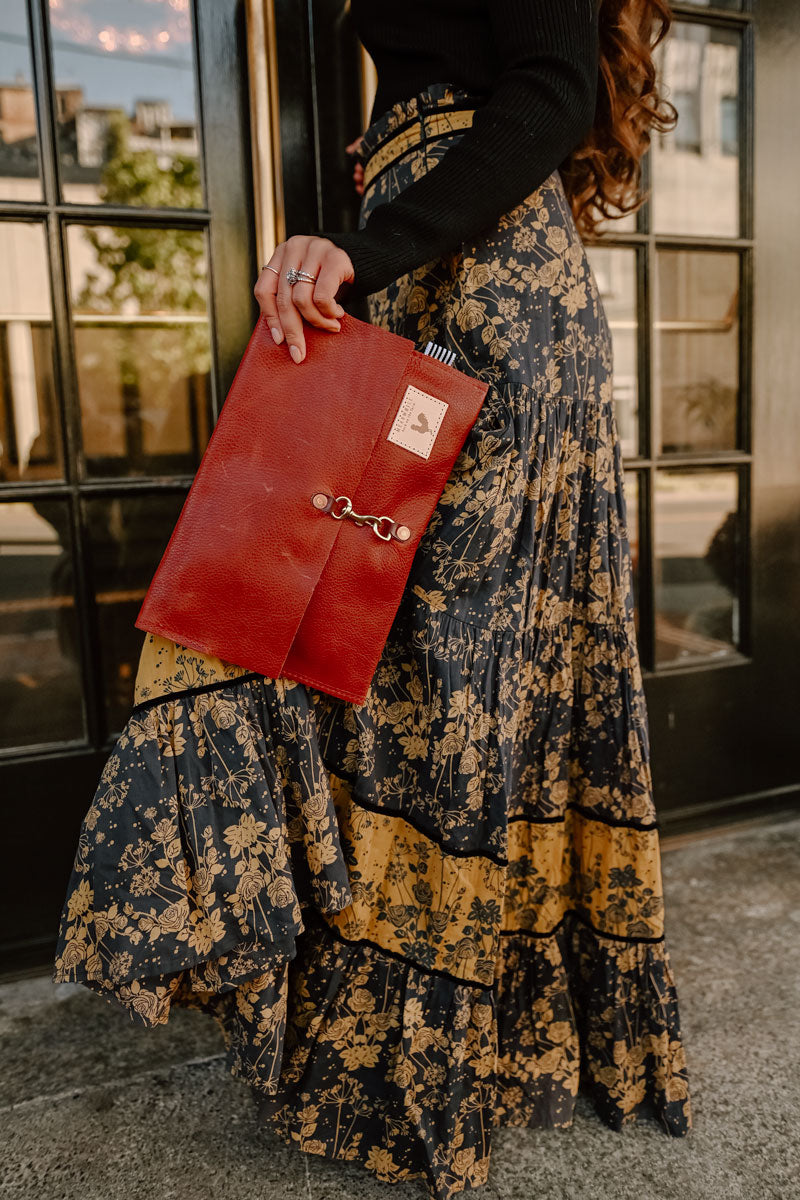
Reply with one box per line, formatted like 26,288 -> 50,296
67,223 -> 212,476
0,222 -> 61,482
592,209 -> 638,237
654,469 -> 740,666
623,469 -> 640,630
84,491 -> 186,732
0,500 -> 85,749
48,0 -> 202,208
0,1 -> 42,200
656,250 -> 739,455
652,22 -> 740,237
586,246 -> 639,457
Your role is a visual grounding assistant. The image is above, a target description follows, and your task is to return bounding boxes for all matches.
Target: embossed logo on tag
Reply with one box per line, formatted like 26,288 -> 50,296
387,385 -> 448,460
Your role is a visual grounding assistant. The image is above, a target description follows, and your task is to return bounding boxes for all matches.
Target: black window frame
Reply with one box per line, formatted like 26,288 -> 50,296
0,0 -> 256,761
585,0 -> 755,677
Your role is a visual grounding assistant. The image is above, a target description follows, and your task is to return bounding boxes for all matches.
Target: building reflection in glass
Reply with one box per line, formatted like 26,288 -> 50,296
623,469 -> 640,633
654,469 -> 741,665
0,222 -> 61,482
68,222 -> 212,477
47,0 -> 202,208
0,499 -> 85,750
83,490 -> 187,732
0,0 -> 42,201
586,246 -> 639,459
653,22 -> 741,238
655,249 -> 740,455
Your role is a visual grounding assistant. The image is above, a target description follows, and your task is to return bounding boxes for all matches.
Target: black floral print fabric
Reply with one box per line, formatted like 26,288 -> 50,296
55,83 -> 691,1199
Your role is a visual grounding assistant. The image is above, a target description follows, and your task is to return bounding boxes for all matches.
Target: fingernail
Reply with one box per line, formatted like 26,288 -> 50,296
332,321 -> 341,332
334,304 -> 345,317
270,326 -> 283,344
289,344 -> 303,363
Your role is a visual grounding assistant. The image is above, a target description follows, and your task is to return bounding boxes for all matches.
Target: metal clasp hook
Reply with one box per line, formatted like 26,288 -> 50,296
311,492 -> 411,542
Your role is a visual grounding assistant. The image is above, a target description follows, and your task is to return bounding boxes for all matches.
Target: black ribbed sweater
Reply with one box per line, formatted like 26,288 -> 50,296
320,0 -> 599,301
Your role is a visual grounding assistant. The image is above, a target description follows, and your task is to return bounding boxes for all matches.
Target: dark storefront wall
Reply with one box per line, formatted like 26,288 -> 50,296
0,0 -> 797,972
0,0 -> 261,970
618,0 -> 800,827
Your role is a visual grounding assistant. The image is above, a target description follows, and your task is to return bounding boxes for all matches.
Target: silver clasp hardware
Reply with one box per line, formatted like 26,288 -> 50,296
311,492 -> 411,542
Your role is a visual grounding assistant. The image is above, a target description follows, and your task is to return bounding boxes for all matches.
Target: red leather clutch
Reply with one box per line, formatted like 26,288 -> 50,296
135,311 -> 489,704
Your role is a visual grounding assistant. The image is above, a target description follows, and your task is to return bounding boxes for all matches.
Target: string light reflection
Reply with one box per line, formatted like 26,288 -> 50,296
48,0 -> 191,54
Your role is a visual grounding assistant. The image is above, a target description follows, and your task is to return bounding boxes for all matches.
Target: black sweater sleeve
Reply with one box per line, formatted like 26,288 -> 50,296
319,0 -> 599,301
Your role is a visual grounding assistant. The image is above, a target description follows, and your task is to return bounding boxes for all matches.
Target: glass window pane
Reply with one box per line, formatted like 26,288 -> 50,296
593,210 -> 638,236
623,469 -> 640,632
48,0 -> 202,208
0,221 -> 62,482
587,246 -> 639,458
0,0 -> 42,201
84,490 -> 187,733
67,223 -> 212,477
655,249 -> 740,455
654,469 -> 741,666
0,500 -> 85,749
652,23 -> 740,237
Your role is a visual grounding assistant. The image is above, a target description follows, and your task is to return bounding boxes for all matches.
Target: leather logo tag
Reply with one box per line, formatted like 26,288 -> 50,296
387,385 -> 448,459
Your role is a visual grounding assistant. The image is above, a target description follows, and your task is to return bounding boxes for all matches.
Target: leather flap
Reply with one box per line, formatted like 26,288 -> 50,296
282,347 -> 489,701
136,313 -> 416,675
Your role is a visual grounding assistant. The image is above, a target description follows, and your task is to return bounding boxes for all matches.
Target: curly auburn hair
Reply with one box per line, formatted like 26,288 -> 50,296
560,0 -> 678,237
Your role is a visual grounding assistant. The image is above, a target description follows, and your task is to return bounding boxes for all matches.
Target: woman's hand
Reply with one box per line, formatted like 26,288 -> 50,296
254,234 -> 355,364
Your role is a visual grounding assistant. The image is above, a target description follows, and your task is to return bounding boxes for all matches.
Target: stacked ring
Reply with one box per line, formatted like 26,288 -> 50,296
285,266 -> 318,285
261,264 -> 318,285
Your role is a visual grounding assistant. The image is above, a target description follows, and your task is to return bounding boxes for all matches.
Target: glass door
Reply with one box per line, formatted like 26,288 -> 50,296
584,1 -> 799,827
0,0 -> 256,969
586,3 -> 752,675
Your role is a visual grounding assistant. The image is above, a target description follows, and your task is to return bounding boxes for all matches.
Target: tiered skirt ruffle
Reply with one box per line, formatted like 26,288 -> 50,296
55,638 -> 689,1199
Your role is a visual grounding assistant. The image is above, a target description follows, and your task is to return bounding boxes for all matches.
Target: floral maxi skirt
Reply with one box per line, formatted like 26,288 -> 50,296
54,83 -> 691,1199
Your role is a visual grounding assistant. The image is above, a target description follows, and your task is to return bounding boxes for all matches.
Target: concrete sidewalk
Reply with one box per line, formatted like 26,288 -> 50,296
2,815 -> 799,1200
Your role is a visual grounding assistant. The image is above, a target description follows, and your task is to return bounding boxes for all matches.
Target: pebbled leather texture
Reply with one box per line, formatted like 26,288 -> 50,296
136,311 -> 489,703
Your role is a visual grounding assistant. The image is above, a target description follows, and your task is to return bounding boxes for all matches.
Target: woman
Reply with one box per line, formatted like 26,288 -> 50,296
55,1 -> 691,1196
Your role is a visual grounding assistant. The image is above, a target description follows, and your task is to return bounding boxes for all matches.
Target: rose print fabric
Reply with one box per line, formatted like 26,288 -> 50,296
55,83 -> 691,1200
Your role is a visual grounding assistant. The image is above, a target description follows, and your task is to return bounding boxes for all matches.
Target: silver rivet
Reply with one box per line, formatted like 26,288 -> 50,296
311,492 -> 329,510
395,525 -> 411,541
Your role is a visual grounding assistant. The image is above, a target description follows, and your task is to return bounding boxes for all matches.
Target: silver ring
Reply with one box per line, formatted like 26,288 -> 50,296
286,266 -> 318,285
262,264 -> 280,276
